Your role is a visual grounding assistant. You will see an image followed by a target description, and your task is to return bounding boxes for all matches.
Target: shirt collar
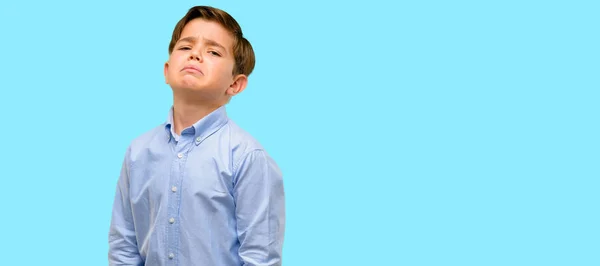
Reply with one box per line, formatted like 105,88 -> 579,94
165,105 -> 229,145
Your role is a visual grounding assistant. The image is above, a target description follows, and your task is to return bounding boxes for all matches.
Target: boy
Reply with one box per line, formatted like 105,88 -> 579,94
108,6 -> 285,266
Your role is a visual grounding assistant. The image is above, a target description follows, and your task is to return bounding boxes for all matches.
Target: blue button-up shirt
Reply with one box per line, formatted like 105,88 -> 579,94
109,106 -> 285,266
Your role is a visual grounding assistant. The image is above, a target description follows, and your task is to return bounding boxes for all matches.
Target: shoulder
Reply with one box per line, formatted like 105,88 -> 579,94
224,120 -> 264,151
124,123 -> 167,163
221,120 -> 270,169
221,120 -> 282,182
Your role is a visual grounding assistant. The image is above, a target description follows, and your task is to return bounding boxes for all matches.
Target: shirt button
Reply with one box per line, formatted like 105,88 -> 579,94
196,136 -> 202,142
177,153 -> 183,159
169,217 -> 175,224
171,186 -> 177,192
168,253 -> 174,259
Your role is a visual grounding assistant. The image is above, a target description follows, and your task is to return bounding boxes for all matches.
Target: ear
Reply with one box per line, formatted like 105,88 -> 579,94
226,74 -> 248,96
164,62 -> 169,84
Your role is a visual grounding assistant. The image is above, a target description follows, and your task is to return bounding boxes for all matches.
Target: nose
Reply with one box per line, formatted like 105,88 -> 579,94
189,50 -> 202,62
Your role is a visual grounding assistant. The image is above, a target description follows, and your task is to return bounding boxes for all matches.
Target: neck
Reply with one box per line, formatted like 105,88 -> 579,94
172,94 -> 222,135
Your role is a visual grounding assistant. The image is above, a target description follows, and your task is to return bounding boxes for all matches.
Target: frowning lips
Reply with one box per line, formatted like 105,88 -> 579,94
181,65 -> 203,75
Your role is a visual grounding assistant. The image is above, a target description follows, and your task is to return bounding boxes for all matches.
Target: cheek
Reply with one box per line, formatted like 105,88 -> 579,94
168,60 -> 183,75
169,65 -> 178,76
213,61 -> 234,78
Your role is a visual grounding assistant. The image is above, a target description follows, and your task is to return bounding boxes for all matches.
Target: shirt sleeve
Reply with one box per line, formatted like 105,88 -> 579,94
108,147 -> 143,266
233,150 -> 286,266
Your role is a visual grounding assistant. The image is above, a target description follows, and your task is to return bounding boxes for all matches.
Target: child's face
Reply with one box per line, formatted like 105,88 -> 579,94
164,18 -> 245,101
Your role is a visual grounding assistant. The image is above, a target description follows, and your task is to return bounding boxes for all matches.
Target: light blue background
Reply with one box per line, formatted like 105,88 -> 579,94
0,0 -> 598,265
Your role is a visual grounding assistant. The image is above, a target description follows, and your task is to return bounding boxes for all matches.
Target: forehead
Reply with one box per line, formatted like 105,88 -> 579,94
179,18 -> 234,49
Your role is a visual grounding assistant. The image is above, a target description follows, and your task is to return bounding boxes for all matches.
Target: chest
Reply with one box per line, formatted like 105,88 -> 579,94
128,142 -> 234,208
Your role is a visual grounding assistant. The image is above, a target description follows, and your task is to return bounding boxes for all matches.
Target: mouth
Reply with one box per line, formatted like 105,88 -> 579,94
181,65 -> 203,75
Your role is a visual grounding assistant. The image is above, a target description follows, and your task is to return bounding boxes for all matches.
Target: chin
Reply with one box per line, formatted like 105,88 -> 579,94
174,79 -> 206,91
172,85 -> 204,92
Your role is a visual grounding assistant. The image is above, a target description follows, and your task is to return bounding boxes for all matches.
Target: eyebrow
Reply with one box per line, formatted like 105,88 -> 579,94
177,36 -> 198,45
203,38 -> 227,52
176,36 -> 227,53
